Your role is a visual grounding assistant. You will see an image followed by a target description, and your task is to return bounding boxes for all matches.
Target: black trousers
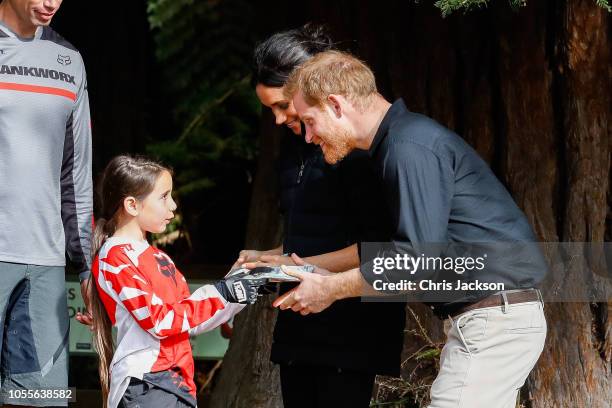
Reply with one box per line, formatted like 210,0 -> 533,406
279,363 -> 376,408
119,378 -> 194,408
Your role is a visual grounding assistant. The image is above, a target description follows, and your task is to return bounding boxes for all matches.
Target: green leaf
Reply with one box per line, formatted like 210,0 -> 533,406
415,348 -> 441,360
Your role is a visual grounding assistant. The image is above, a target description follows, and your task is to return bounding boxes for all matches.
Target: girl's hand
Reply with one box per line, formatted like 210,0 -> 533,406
76,278 -> 94,329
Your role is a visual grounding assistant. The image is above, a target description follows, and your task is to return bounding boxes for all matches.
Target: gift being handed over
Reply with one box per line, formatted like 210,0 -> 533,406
216,265 -> 315,304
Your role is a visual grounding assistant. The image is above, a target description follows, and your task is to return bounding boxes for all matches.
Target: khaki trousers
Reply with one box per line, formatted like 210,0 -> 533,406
428,300 -> 547,408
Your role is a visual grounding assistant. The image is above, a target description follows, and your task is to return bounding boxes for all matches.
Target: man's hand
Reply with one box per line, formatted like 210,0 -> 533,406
272,254 -> 336,315
75,278 -> 94,328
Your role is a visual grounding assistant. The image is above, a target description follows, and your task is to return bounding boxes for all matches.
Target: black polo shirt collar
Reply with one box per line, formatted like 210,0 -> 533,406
368,98 -> 409,157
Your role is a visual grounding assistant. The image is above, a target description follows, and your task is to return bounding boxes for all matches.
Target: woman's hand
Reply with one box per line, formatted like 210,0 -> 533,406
231,249 -> 263,269
241,253 -> 297,270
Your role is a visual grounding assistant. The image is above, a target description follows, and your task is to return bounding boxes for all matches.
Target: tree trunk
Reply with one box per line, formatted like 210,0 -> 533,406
209,111 -> 284,408
528,1 -> 611,407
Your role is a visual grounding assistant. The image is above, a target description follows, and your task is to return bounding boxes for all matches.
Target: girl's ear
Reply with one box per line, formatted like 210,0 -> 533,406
123,196 -> 139,217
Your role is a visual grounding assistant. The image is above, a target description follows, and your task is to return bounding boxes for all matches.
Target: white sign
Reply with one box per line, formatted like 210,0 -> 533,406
66,278 -> 230,360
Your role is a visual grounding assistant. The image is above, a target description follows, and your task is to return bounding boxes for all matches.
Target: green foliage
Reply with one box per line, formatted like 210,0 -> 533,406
146,0 -> 260,202
435,0 -> 490,17
595,0 -> 612,12
415,347 -> 441,361
434,0 -> 610,17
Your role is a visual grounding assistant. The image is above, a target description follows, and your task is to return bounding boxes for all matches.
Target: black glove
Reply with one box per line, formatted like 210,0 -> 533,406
214,274 -> 268,304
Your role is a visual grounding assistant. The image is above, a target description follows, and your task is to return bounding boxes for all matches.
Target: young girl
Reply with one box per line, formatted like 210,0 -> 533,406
90,155 -> 263,408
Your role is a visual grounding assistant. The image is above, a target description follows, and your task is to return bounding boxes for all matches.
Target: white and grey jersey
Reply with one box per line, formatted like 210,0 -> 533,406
0,22 -> 92,280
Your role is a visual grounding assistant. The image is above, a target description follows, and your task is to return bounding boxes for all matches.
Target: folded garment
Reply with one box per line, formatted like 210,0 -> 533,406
226,265 -> 314,282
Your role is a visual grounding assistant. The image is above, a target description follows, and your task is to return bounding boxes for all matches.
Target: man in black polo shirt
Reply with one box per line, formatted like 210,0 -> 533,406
276,50 -> 547,408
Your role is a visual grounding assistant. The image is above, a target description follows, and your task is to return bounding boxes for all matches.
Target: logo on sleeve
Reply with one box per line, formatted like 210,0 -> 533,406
57,54 -> 71,65
232,282 -> 247,303
120,243 -> 134,252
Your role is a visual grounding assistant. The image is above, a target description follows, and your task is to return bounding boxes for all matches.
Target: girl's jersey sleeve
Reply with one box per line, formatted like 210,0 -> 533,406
98,249 -> 241,339
177,273 -> 244,337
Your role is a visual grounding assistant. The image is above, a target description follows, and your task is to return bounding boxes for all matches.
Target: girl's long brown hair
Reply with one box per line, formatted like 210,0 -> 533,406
89,155 -> 169,406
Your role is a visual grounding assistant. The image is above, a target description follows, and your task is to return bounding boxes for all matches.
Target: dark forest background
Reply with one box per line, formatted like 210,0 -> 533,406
49,0 -> 610,407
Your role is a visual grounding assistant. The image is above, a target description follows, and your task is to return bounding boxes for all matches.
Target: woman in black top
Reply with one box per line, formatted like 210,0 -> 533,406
236,24 -> 405,408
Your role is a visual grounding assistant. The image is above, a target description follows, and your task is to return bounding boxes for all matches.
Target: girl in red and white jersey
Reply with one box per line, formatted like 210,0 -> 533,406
90,156 -> 263,408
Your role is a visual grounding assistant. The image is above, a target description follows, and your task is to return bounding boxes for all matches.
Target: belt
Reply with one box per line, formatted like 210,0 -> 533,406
451,289 -> 542,318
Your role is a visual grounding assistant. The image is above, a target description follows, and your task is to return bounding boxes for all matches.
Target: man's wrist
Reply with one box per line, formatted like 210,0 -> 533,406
326,274 -> 342,302
327,270 -> 358,301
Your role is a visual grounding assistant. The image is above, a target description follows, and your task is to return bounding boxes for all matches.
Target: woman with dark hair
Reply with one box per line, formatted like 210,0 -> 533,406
235,25 -> 406,407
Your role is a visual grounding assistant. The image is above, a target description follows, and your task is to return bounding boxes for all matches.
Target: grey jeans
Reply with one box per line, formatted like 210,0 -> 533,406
0,262 -> 69,407
428,300 -> 547,408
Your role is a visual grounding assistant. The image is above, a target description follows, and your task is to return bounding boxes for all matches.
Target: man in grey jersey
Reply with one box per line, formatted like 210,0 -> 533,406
0,0 -> 92,406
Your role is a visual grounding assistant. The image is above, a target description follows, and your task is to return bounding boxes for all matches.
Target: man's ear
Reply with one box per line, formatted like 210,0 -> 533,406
123,197 -> 139,217
327,94 -> 343,118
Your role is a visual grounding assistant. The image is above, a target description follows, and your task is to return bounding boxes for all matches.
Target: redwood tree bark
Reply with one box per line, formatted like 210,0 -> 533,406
528,1 -> 611,407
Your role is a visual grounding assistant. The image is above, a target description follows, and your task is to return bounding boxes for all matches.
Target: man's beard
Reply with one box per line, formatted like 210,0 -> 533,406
318,121 -> 355,165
